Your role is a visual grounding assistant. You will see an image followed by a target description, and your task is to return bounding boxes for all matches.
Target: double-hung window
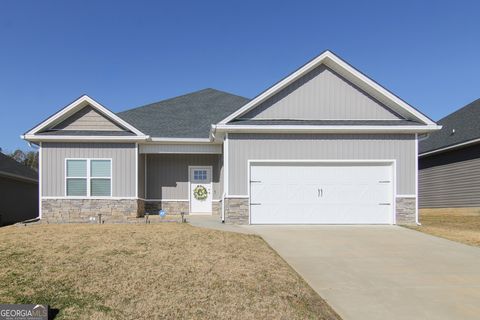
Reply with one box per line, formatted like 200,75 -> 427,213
66,159 -> 112,197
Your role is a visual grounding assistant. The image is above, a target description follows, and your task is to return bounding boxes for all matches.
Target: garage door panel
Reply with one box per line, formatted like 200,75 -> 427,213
249,162 -> 394,224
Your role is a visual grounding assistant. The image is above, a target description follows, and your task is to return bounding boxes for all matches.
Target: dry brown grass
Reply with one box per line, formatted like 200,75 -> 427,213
0,223 -> 340,320
409,208 -> 480,247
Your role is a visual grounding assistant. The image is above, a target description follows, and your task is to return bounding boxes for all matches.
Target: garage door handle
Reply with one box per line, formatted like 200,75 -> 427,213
250,203 -> 261,205
378,203 -> 391,205
318,188 -> 323,197
379,181 -> 391,183
250,180 -> 262,183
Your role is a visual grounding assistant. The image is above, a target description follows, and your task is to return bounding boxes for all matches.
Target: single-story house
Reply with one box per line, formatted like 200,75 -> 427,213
419,98 -> 480,208
22,51 -> 440,225
0,152 -> 38,225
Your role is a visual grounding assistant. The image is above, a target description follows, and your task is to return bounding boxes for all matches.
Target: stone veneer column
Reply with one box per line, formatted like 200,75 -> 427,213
396,197 -> 416,225
224,198 -> 249,224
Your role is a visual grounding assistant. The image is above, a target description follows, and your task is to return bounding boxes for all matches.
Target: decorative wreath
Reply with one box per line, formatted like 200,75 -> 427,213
193,185 -> 208,201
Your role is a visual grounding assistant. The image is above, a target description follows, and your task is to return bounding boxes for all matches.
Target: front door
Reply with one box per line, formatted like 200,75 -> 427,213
189,167 -> 212,214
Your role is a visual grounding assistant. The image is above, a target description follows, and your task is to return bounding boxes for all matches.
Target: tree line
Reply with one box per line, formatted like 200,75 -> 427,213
3,149 -> 39,172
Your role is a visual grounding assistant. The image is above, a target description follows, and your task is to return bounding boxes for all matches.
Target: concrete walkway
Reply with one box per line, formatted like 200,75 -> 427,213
188,217 -> 480,320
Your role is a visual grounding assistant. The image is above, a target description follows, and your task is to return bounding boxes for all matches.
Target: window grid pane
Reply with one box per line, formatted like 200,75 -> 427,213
91,179 -> 111,196
67,178 -> 87,196
67,160 -> 87,177
91,160 -> 111,177
193,170 -> 207,181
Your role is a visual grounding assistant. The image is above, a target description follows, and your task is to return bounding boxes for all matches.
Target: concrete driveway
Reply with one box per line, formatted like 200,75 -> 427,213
250,225 -> 480,320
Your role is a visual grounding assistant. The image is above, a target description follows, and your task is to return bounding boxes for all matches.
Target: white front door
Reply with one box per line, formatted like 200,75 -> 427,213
189,167 -> 212,214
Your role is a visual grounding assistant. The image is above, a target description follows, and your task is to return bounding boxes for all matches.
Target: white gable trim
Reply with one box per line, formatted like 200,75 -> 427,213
214,124 -> 440,134
21,135 -> 148,142
219,51 -> 437,126
24,95 -> 147,137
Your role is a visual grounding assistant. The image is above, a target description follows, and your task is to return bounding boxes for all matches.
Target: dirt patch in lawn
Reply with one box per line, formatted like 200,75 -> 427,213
409,208 -> 480,247
0,223 -> 340,320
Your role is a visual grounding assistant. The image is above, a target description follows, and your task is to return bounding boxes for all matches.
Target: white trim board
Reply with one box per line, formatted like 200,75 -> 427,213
140,198 -> 221,202
219,50 -> 438,126
214,124 -> 440,134
38,142 -> 43,219
139,143 -> 222,154
22,135 -> 148,142
42,196 -> 137,200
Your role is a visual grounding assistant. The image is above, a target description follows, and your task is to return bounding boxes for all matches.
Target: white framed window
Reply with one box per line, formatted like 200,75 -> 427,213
66,158 -> 112,197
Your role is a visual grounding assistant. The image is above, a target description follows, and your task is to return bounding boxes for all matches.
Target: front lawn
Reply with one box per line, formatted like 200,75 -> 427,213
0,223 -> 340,320
410,208 -> 480,247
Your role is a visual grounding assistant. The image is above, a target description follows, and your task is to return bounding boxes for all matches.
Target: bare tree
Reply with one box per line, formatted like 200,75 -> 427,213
8,149 -> 39,172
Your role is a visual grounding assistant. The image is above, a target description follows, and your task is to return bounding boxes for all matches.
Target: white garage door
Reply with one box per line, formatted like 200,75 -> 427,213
250,162 -> 394,224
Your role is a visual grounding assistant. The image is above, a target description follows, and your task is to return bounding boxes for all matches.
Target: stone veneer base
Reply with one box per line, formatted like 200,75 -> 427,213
42,199 -> 144,224
144,200 -> 221,216
396,197 -> 417,225
224,198 -> 249,224
224,197 -> 417,225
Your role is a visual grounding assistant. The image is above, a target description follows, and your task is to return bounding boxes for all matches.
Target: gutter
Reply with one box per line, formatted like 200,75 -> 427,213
21,134 -> 150,143
214,124 -> 442,134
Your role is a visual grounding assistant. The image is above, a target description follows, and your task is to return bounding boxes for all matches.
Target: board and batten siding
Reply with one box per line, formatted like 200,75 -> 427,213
228,133 -> 416,195
419,143 -> 480,208
242,65 -> 402,120
146,154 -> 223,200
138,153 -> 146,199
41,142 -> 136,197
52,106 -> 125,131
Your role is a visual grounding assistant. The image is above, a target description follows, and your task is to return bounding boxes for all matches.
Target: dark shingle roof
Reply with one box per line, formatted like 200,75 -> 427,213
420,98 -> 480,154
228,119 -> 422,126
117,89 -> 249,138
0,153 -> 38,182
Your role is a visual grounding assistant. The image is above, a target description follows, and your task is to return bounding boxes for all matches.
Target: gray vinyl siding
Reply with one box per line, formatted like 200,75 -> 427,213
146,154 -> 222,200
419,144 -> 480,208
242,65 -> 402,120
53,106 -> 125,131
228,133 -> 415,195
138,153 -> 145,198
41,142 -> 136,197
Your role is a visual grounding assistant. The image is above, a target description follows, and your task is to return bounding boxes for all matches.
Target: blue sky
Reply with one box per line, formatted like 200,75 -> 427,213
1,0 -> 479,151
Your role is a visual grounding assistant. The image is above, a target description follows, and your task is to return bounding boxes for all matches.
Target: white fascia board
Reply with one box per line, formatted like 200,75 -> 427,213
419,137 -> 480,157
218,51 -> 436,126
25,95 -> 146,136
147,137 -> 214,144
215,124 -> 441,134
22,134 -> 148,142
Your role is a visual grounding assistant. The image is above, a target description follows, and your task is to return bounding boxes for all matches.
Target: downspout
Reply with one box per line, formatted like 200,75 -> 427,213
221,192 -> 226,223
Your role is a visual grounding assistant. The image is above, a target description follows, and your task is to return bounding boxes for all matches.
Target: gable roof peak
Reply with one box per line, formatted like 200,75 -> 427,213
23,94 -> 147,140
219,50 -> 438,127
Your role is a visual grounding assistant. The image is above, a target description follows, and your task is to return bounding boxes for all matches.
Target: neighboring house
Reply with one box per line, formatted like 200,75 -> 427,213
0,152 -> 38,225
22,51 -> 439,225
419,98 -> 480,208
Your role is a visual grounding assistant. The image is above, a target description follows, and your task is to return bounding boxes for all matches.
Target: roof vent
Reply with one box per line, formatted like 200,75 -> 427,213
451,129 -> 455,135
